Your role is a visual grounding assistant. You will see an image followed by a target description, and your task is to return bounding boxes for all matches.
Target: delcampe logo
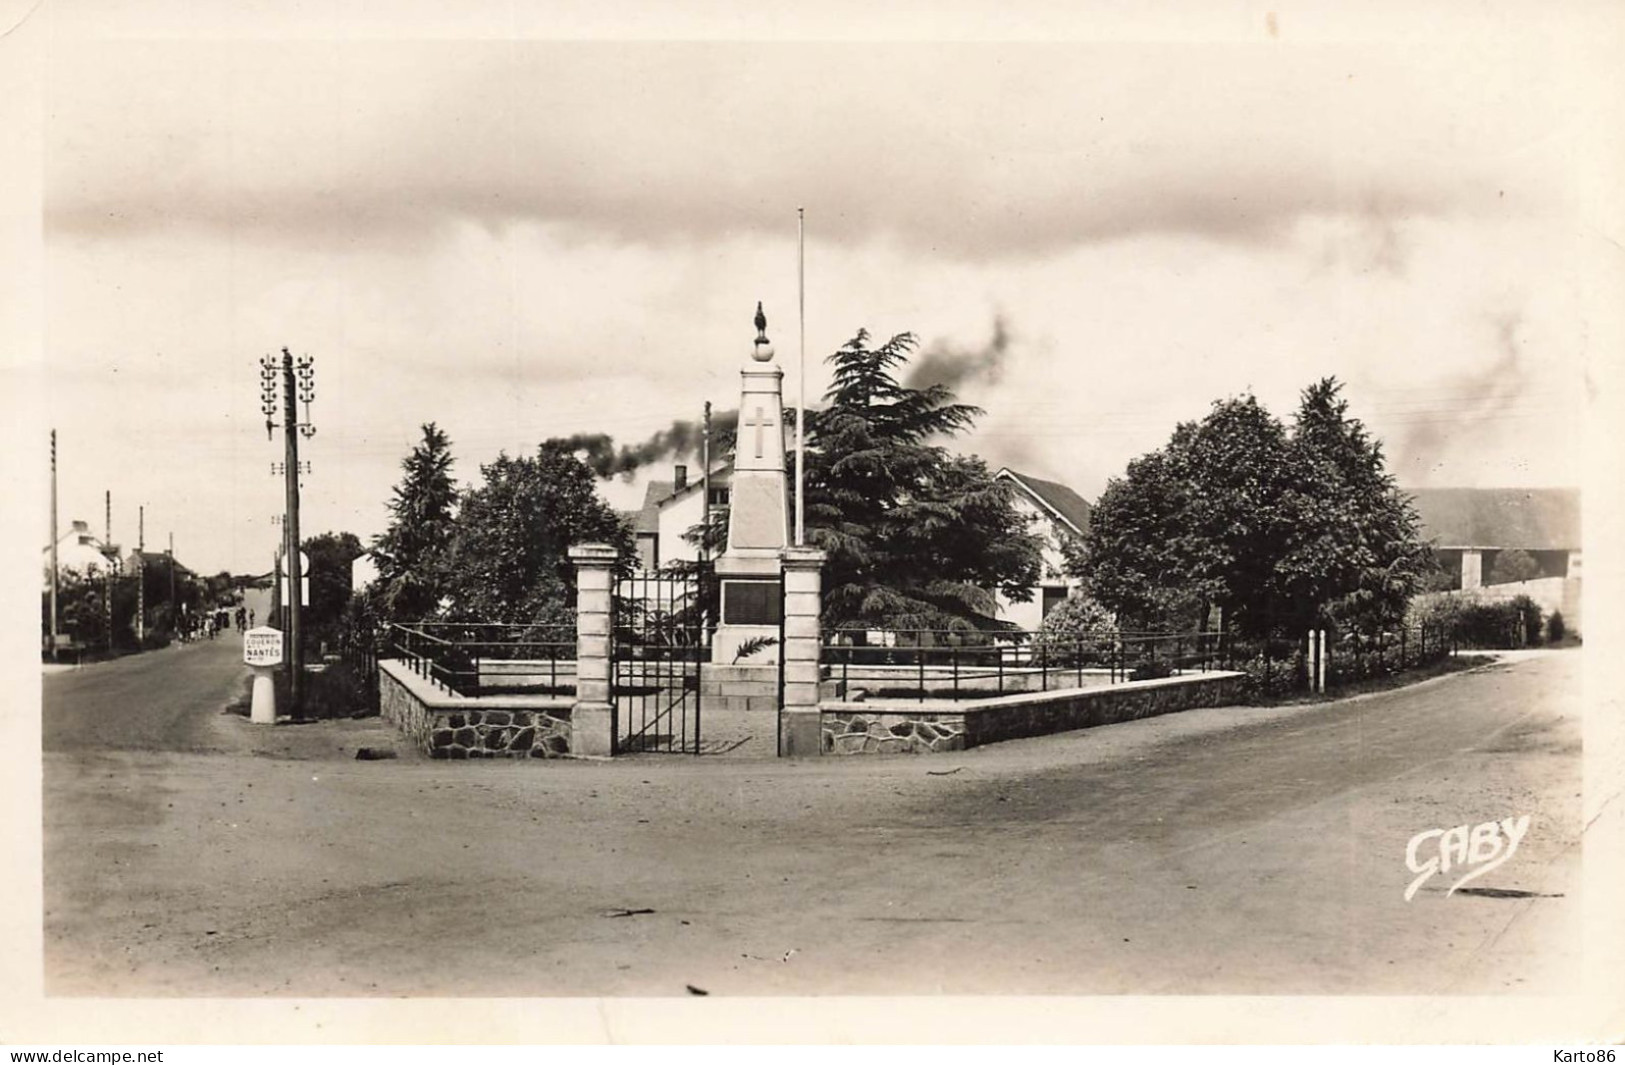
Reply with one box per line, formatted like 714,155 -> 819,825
1404,815 -> 1531,901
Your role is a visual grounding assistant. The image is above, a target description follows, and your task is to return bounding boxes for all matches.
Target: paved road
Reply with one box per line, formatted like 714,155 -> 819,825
42,586 -> 273,754
42,650 -> 1586,1004
42,628 -> 252,754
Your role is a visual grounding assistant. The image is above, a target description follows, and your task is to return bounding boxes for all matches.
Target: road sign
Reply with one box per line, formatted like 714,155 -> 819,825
278,551 -> 311,607
244,626 -> 284,668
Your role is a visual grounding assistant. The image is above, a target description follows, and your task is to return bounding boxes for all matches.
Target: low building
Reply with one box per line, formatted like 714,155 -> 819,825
1408,486 -> 1581,631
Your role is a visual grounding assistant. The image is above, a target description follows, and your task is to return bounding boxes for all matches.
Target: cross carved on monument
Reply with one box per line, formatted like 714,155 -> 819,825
744,405 -> 773,460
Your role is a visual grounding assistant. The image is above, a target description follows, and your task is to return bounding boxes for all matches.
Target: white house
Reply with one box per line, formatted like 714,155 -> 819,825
42,519 -> 122,581
993,468 -> 1092,631
632,462 -> 732,571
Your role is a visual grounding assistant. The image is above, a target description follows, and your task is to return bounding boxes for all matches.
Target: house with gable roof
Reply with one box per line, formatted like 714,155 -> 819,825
992,468 -> 1092,631
631,462 -> 732,571
42,519 -> 122,581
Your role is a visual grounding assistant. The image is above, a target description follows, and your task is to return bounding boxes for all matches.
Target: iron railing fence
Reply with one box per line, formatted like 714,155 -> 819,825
337,629 -> 379,706
386,621 -> 577,697
611,569 -> 711,754
611,570 -> 718,660
820,628 -> 1225,704
1217,622 -> 1455,696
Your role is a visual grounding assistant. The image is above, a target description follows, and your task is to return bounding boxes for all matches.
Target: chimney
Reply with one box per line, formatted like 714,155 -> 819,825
673,464 -> 688,491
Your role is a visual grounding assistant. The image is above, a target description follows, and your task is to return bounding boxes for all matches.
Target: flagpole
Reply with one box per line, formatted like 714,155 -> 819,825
796,207 -> 806,547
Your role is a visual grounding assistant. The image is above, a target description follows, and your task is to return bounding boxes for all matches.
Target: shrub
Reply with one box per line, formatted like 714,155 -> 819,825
1452,598 -> 1540,649
288,660 -> 374,720
1232,645 -> 1307,699
1405,593 -> 1462,634
1033,595 -> 1118,666
1548,610 -> 1566,643
1510,594 -> 1543,646
1129,660 -> 1175,682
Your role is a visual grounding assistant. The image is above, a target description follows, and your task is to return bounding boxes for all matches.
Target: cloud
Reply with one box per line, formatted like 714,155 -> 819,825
45,41 -> 1548,260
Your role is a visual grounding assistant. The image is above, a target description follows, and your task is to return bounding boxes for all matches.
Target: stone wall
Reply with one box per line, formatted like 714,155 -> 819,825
823,711 -> 967,754
821,670 -> 1245,755
380,659 -> 573,759
1425,577 -> 1582,636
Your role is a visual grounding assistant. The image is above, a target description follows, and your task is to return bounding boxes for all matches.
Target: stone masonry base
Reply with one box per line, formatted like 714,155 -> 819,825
380,659 -> 574,759
821,670 -> 1245,754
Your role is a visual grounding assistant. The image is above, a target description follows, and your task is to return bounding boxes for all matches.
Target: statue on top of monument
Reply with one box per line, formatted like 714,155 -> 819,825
752,301 -> 774,362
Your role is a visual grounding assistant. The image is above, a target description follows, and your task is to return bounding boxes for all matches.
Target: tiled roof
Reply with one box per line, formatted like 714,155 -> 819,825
998,469 -> 1092,536
1407,487 -> 1580,550
634,481 -> 673,535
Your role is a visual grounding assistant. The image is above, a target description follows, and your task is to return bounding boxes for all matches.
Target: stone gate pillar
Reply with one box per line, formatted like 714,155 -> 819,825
779,546 -> 826,756
568,543 -> 618,757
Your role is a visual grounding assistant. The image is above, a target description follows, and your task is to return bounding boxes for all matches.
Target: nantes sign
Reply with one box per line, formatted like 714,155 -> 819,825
243,627 -> 285,668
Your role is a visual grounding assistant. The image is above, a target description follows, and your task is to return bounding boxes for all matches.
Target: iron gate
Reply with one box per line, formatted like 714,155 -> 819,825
610,567 -> 714,754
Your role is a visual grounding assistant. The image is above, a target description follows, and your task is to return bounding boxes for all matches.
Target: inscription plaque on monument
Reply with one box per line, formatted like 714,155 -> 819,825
722,579 -> 783,626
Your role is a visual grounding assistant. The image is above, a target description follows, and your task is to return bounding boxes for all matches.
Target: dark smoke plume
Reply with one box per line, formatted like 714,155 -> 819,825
1395,312 -> 1531,474
904,315 -> 1014,392
547,410 -> 739,480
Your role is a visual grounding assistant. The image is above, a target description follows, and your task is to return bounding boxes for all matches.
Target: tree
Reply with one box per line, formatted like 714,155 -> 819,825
1082,380 -> 1426,638
302,531 -> 365,650
371,423 -> 457,623
801,329 -> 1041,631
1490,548 -> 1540,584
44,567 -> 115,651
1085,395 -> 1294,634
1417,547 -> 1460,592
437,442 -> 635,624
1276,378 -> 1428,633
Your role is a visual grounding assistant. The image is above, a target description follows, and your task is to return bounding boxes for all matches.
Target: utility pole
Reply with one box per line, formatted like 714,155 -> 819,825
136,505 -> 145,644
168,531 -> 176,635
796,206 -> 806,547
105,490 -> 113,654
272,538 -> 283,631
261,348 -> 315,712
49,430 -> 59,657
700,400 -> 712,565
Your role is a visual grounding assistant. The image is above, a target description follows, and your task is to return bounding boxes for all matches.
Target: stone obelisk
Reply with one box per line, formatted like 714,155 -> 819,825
711,303 -> 790,663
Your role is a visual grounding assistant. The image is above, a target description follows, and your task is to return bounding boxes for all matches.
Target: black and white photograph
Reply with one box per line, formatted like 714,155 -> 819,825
3,0 -> 1622,1049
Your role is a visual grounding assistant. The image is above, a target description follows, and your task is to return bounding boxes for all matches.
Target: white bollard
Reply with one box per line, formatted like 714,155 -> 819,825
1317,628 -> 1329,693
243,626 -> 284,725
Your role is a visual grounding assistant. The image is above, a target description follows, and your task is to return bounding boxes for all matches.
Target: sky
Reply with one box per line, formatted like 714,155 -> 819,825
22,1 -> 1619,576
